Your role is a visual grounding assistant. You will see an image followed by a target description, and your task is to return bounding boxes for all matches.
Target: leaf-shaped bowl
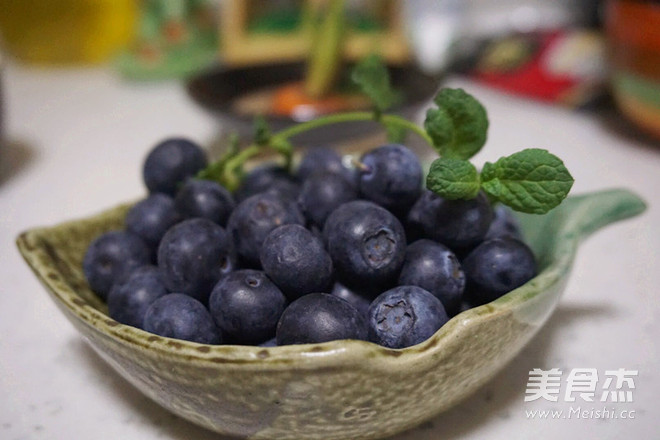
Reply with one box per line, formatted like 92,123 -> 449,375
16,189 -> 645,440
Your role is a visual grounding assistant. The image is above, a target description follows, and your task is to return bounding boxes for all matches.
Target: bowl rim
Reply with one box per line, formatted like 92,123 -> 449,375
15,215 -> 564,366
15,189 -> 646,367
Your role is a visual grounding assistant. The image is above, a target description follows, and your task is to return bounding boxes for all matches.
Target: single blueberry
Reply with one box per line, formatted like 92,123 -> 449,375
324,200 -> 406,288
297,146 -> 356,184
484,204 -> 523,241
412,190 -> 493,250
143,293 -> 222,344
368,285 -> 449,349
125,193 -> 181,247
234,164 -> 300,202
227,192 -> 304,267
276,293 -> 368,345
358,144 -> 423,213
398,239 -> 465,316
157,218 -> 235,303
260,224 -> 333,300
330,281 -> 371,318
143,138 -> 207,196
174,179 -> 235,226
463,237 -> 537,306
405,192 -> 430,243
107,265 -> 168,329
83,231 -> 152,300
209,270 -> 287,344
297,172 -> 358,228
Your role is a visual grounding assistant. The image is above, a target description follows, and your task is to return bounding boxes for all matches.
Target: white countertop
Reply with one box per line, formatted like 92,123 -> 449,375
1,61 -> 658,440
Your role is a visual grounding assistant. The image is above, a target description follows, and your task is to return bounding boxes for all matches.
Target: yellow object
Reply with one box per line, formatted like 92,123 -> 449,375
0,0 -> 137,64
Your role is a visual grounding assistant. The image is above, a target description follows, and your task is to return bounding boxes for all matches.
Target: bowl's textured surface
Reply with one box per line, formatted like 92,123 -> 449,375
16,189 -> 645,440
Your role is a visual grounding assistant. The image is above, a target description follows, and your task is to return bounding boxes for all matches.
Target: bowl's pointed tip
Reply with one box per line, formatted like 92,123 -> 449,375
597,187 -> 648,218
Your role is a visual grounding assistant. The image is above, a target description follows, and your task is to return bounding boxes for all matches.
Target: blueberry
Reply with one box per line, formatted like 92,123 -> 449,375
297,172 -> 358,228
107,265 -> 168,329
209,270 -> 287,344
358,144 -> 422,213
324,200 -> 406,288
143,293 -> 222,344
297,146 -> 356,184
143,138 -> 207,196
260,225 -> 333,300
125,193 -> 181,247
411,190 -> 493,250
484,204 -> 523,241
463,237 -> 537,306
83,231 -> 152,300
276,293 -> 368,345
330,281 -> 371,318
174,179 -> 235,226
368,285 -> 449,349
227,192 -> 304,266
398,239 -> 465,316
234,164 -> 300,202
405,192 -> 430,243
157,218 -> 235,303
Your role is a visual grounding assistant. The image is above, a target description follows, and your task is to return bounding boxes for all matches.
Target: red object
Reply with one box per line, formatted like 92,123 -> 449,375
470,30 -> 606,107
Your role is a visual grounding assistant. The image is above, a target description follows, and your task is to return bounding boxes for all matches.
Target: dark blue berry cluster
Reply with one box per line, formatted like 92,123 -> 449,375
83,139 -> 537,348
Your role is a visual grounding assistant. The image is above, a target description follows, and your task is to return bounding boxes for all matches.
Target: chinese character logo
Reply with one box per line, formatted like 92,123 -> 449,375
601,369 -> 638,402
525,368 -> 563,402
524,367 -> 638,403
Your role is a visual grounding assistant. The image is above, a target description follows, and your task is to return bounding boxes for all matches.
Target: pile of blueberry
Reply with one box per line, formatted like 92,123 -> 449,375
83,137 -> 537,349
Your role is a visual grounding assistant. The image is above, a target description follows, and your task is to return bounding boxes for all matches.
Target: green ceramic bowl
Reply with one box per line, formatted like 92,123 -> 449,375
16,189 -> 645,440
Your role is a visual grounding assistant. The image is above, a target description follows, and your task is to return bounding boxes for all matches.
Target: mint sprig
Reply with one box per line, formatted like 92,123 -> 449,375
198,57 -> 573,214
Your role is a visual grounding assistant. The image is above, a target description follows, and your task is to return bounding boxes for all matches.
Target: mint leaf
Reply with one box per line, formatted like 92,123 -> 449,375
426,158 -> 480,200
424,88 -> 489,160
253,115 -> 271,146
351,54 -> 401,112
481,148 -> 574,214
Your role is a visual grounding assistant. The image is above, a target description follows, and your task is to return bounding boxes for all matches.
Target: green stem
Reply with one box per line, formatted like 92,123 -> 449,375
203,111 -> 433,190
222,144 -> 262,190
381,114 -> 433,145
273,111 -> 434,146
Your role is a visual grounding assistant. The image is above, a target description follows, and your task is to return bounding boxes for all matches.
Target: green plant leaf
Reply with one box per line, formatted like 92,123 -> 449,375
481,148 -> 574,214
253,115 -> 271,146
426,157 -> 480,200
351,54 -> 401,113
423,88 -> 489,160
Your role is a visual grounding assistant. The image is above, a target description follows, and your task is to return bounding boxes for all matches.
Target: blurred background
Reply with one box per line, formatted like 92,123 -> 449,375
0,0 -> 659,145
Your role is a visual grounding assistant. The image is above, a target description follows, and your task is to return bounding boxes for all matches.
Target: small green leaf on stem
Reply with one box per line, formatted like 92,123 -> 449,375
426,157 -> 480,200
271,136 -> 294,171
480,148 -> 574,214
351,54 -> 401,113
253,115 -> 271,146
424,88 -> 489,160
